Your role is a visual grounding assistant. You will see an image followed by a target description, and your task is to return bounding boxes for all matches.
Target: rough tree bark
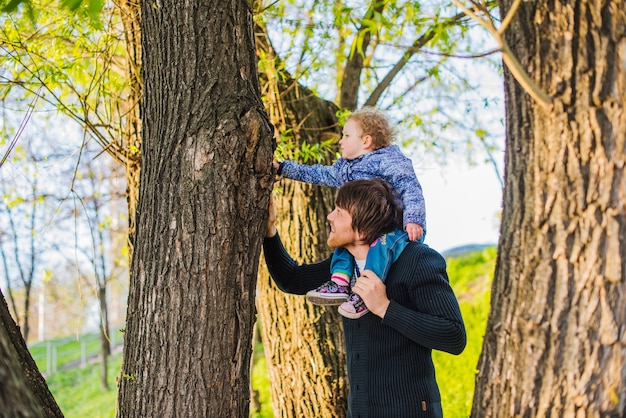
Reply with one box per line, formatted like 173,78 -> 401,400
116,1 -> 274,416
254,24 -> 349,417
0,288 -> 63,417
472,0 -> 626,416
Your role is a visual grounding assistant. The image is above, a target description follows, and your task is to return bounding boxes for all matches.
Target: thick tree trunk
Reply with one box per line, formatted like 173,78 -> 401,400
257,178 -> 348,417
0,289 -> 63,417
472,0 -> 626,416
117,1 -> 274,416
255,24 -> 349,417
257,181 -> 348,417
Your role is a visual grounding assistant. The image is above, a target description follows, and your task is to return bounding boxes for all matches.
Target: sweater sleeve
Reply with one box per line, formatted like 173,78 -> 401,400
279,160 -> 344,188
263,233 -> 332,294
381,246 -> 466,355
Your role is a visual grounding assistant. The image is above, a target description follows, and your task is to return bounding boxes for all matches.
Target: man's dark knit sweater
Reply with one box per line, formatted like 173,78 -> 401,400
263,234 -> 467,418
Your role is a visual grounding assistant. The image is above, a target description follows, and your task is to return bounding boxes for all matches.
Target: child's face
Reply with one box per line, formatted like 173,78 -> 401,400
339,119 -> 369,160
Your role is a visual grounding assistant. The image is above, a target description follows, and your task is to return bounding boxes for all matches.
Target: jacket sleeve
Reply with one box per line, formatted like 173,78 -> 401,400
263,233 -> 332,294
381,246 -> 467,355
385,157 -> 427,232
278,160 -> 344,188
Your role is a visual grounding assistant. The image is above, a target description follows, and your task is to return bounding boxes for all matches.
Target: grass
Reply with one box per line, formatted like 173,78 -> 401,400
29,330 -> 124,374
250,355 -> 273,418
43,350 -> 272,418
435,246 -> 495,417
45,353 -> 119,418
38,247 -> 495,417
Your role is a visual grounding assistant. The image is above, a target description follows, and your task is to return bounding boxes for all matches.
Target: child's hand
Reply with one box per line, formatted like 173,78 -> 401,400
272,161 -> 280,170
406,223 -> 423,241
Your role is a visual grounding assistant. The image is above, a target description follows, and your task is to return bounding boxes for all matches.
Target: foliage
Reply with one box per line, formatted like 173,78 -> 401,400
0,0 -> 131,164
274,132 -> 339,164
261,0 -> 504,165
1,0 -> 103,24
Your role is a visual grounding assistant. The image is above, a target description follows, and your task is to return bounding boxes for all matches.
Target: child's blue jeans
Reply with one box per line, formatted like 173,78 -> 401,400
330,229 -> 414,283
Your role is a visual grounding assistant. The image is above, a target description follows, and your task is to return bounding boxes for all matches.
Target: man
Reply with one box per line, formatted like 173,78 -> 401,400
264,178 -> 466,417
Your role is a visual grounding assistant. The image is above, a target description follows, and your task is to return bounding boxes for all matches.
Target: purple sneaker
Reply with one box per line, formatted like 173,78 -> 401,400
306,281 -> 350,306
338,292 -> 369,319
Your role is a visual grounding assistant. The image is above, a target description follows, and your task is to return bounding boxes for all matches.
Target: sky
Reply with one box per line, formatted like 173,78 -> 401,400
415,155 -> 503,253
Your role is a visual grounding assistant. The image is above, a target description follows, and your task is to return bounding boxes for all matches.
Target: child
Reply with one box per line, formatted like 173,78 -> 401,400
274,107 -> 426,319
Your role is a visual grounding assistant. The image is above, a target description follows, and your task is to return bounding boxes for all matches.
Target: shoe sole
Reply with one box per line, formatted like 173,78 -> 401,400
306,294 -> 349,306
338,305 -> 369,319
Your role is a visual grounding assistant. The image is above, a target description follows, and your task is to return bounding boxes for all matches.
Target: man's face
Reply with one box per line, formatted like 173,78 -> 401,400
327,205 -> 360,249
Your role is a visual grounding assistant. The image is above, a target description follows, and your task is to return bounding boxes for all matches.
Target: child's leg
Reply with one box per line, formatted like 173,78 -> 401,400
329,247 -> 354,287
339,229 -> 409,319
364,229 -> 409,282
306,248 -> 353,306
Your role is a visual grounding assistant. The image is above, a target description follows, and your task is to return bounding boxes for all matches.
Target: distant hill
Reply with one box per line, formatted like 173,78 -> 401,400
442,243 -> 497,258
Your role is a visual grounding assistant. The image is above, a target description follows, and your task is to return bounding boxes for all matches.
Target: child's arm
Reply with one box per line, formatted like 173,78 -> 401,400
275,160 -> 344,188
377,150 -> 427,235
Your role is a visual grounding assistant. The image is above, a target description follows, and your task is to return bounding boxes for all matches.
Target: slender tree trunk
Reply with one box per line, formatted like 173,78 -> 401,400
98,284 -> 110,390
472,0 -> 626,416
255,24 -> 348,416
116,0 -> 142,255
117,1 -> 274,416
0,288 -> 63,417
116,0 -> 140,397
21,282 -> 31,342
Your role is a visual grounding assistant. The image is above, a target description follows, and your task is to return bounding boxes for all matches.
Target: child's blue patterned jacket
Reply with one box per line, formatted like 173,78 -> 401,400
278,145 -> 426,233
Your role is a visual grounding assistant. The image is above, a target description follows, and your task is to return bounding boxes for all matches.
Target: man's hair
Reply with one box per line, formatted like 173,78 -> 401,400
335,179 -> 403,244
347,107 -> 395,150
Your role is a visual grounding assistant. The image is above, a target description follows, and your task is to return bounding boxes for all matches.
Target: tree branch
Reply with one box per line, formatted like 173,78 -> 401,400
340,0 -> 386,110
365,10 -> 470,107
452,0 -> 553,109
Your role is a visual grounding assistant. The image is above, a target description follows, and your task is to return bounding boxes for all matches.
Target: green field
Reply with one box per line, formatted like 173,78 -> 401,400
37,247 -> 495,417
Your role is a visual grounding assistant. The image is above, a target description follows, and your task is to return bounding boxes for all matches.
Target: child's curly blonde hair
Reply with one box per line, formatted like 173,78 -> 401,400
347,107 -> 396,150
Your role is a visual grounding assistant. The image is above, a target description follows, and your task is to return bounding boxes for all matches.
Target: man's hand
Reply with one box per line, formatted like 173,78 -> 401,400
406,223 -> 423,241
266,194 -> 277,237
352,269 -> 390,318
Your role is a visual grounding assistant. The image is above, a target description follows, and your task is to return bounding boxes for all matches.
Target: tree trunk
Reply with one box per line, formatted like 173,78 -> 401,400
117,1 -> 274,416
472,0 -> 626,416
116,0 -> 142,255
255,23 -> 349,416
0,288 -> 63,417
98,284 -> 110,390
21,281 -> 31,341
257,183 -> 348,418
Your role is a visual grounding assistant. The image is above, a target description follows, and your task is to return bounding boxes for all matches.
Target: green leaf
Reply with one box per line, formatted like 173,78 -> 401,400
61,0 -> 83,11
2,0 -> 26,13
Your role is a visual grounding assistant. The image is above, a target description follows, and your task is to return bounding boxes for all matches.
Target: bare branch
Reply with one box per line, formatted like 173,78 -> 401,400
452,0 -> 553,109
